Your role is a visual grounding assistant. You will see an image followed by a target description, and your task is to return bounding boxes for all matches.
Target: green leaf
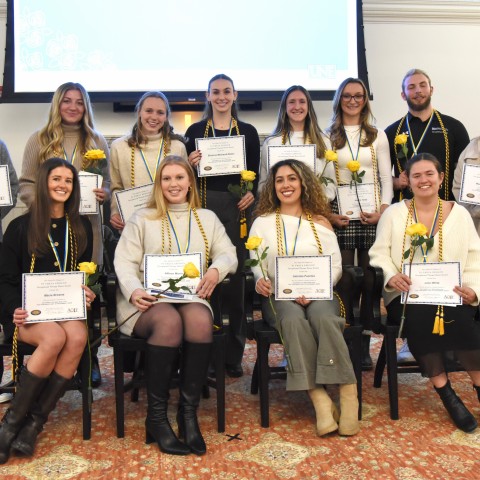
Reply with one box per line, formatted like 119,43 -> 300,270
170,285 -> 180,292
397,150 -> 405,159
403,249 -> 411,259
180,286 -> 192,293
244,259 -> 258,267
247,181 -> 253,190
358,170 -> 366,178
227,184 -> 242,198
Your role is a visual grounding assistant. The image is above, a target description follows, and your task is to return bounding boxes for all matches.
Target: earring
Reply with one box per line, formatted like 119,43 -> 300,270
439,184 -> 443,190
188,186 -> 192,192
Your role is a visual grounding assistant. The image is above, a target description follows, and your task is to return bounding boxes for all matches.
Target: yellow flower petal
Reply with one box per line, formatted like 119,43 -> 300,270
84,149 -> 106,161
405,223 -> 428,237
394,133 -> 409,145
324,150 -> 338,162
245,236 -> 262,250
78,262 -> 97,275
346,160 -> 360,173
183,262 -> 200,279
241,170 -> 256,182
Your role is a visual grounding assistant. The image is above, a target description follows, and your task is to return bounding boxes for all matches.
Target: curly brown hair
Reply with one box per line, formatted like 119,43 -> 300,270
254,159 -> 331,219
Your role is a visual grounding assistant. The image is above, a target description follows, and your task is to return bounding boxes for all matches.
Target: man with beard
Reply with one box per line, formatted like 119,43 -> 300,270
385,69 -> 469,202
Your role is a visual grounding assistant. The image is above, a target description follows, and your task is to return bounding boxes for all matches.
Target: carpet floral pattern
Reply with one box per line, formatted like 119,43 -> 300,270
1,335 -> 480,479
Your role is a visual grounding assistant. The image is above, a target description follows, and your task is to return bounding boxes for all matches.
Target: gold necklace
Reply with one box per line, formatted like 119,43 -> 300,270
394,110 -> 450,200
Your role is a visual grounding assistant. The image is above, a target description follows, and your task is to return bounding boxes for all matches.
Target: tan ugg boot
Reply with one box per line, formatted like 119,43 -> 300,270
308,387 -> 338,436
338,383 -> 360,436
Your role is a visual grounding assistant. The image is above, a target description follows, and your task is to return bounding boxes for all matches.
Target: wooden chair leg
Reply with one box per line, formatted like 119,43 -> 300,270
257,338 -> 271,428
114,345 -> 126,438
385,326 -> 399,420
373,340 -> 386,388
79,348 -> 92,440
214,333 -> 226,433
251,360 -> 259,395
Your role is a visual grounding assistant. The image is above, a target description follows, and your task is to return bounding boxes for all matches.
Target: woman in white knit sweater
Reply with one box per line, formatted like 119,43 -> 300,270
249,159 -> 359,437
109,91 -> 187,231
369,153 -> 480,433
114,155 -> 237,456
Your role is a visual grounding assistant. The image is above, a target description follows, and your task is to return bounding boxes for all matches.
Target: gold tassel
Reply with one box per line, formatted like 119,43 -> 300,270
439,306 -> 445,336
240,215 -> 247,238
432,306 -> 440,334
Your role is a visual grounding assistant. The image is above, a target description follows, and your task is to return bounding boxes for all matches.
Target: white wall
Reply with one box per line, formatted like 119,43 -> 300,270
0,0 -> 479,222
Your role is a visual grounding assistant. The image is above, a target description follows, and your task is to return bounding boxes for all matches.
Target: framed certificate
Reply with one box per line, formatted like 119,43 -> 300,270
459,163 -> 480,205
274,255 -> 333,300
115,183 -> 154,223
144,253 -> 203,300
0,164 -> 13,206
336,183 -> 377,219
195,136 -> 246,177
267,144 -> 316,173
22,271 -> 87,323
79,172 -> 101,214
401,262 -> 462,306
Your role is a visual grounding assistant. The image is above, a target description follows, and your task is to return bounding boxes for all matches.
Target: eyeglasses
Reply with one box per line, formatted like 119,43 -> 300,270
341,94 -> 366,102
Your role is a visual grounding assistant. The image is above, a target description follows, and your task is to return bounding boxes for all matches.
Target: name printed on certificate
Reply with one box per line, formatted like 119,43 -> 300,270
22,271 -> 87,323
401,261 -> 462,306
275,255 -> 332,301
144,252 -> 203,300
0,164 -> 13,206
195,136 -> 246,177
459,163 -> 480,205
115,183 -> 154,223
267,144 -> 316,173
79,172 -> 101,215
336,183 -> 377,220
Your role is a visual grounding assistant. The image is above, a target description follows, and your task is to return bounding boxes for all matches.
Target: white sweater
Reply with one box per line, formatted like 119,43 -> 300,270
258,132 -> 336,201
369,201 -> 480,306
248,213 -> 342,291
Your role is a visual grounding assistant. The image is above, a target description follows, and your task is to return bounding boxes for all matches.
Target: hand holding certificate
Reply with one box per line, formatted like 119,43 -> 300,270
459,163 -> 480,205
275,255 -> 333,300
144,253 -> 202,300
195,136 -> 246,177
22,272 -> 87,323
400,262 -> 462,305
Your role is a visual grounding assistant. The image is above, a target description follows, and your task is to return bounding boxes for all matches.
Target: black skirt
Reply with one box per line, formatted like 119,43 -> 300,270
387,297 -> 480,377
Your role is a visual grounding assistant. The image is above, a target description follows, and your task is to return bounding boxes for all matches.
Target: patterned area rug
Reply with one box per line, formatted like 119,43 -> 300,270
1,335 -> 480,480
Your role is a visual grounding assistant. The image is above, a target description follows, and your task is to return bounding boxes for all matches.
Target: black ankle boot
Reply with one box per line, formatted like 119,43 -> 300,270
434,381 -> 478,433
12,371 -> 70,456
145,345 -> 190,455
0,368 -> 46,464
361,335 -> 373,371
474,385 -> 480,402
177,342 -> 212,456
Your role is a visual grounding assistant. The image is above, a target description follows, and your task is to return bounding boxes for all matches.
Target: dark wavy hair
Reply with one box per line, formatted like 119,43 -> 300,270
254,159 -> 330,219
202,74 -> 239,120
327,77 -> 377,150
28,158 -> 87,257
127,91 -> 185,148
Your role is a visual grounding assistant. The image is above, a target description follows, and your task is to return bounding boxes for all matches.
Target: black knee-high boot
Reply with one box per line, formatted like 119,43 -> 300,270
434,380 -> 478,433
145,345 -> 190,455
177,342 -> 212,456
0,368 -> 46,464
474,385 -> 480,402
12,371 -> 70,456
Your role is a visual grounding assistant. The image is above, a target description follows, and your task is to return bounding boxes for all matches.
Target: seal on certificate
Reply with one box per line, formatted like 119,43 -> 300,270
409,294 -> 419,299
466,193 -> 475,198
346,210 -> 354,215
30,309 -> 41,315
283,289 -> 293,294
203,166 -> 212,171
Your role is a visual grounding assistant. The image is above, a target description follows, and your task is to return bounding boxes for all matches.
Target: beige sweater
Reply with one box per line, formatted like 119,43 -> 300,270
109,134 -> 187,218
114,203 -> 238,336
19,124 -> 110,265
369,201 -> 480,306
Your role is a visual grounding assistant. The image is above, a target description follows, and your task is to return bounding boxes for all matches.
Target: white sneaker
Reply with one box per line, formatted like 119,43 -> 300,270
0,392 -> 13,403
397,339 -> 415,363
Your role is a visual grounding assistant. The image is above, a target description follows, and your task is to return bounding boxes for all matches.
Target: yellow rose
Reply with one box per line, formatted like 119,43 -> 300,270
405,223 -> 428,237
241,170 -> 256,182
84,149 -> 106,161
346,160 -> 361,173
394,133 -> 408,146
324,150 -> 338,162
78,262 -> 97,275
245,236 -> 263,250
183,262 -> 200,279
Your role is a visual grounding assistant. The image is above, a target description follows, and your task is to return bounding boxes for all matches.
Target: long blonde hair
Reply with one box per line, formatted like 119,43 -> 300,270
38,82 -> 100,164
148,156 -> 201,218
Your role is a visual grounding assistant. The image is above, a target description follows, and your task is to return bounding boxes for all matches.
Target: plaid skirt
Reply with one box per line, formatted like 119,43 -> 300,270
331,198 -> 377,250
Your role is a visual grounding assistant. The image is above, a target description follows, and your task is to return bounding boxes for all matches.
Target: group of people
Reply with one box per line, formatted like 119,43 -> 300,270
0,67 -> 479,462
